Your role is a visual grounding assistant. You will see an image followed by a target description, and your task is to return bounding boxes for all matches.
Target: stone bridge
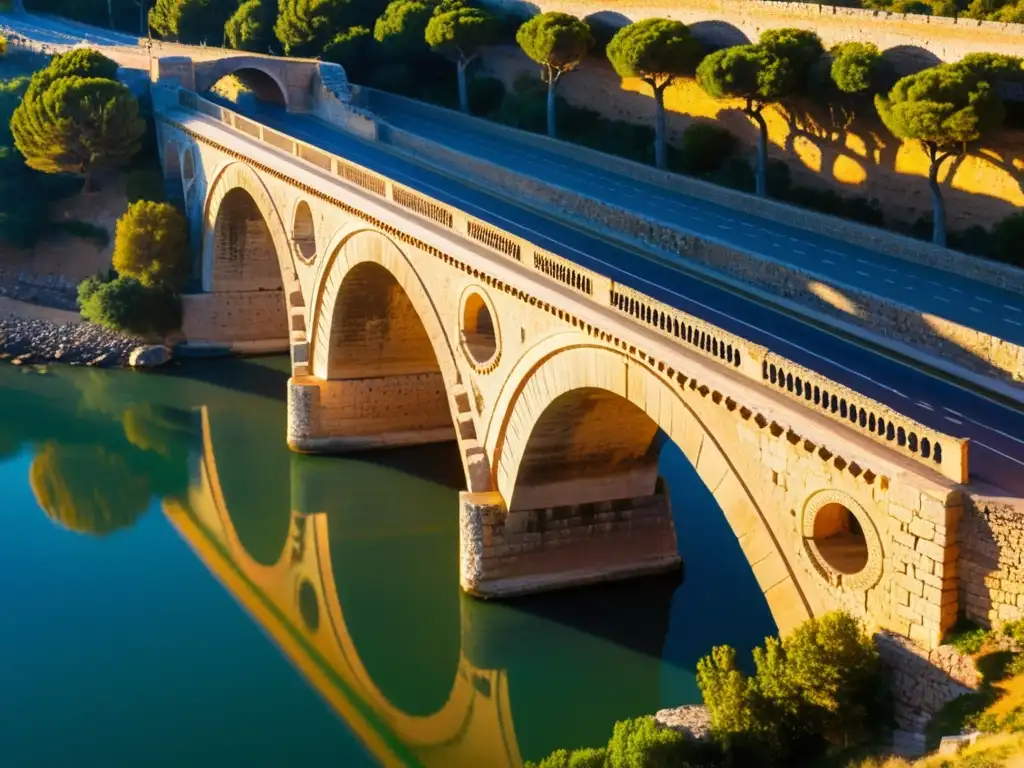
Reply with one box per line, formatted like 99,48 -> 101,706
151,55 -> 971,652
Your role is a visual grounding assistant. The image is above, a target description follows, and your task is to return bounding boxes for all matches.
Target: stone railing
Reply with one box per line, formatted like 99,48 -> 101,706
363,88 -> 1024,297
166,86 -> 969,484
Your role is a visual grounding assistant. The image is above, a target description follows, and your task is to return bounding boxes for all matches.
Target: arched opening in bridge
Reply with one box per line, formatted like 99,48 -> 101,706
327,261 -> 445,390
208,69 -> 287,109
510,388 -> 663,512
292,201 -> 316,261
460,291 -> 497,368
810,502 -> 868,576
211,187 -> 286,294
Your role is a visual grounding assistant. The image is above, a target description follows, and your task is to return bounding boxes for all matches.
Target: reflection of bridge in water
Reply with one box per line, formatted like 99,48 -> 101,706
165,408 -> 522,767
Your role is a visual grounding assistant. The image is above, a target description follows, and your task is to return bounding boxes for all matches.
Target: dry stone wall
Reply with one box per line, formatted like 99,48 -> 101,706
180,291 -> 288,344
960,491 -> 1024,626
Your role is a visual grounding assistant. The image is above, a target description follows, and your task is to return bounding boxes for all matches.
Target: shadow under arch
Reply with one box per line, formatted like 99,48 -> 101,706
487,338 -> 812,637
881,45 -> 942,77
689,20 -> 751,50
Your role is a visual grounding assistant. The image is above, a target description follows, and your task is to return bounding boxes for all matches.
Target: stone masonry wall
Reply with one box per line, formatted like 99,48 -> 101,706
315,373 -> 452,437
386,127 -> 1024,384
960,492 -> 1024,627
181,290 -> 288,343
460,488 -> 680,597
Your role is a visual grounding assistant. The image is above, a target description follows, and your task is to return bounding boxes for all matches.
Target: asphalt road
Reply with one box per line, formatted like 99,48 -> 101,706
217,99 -> 1024,493
367,92 -> 1024,348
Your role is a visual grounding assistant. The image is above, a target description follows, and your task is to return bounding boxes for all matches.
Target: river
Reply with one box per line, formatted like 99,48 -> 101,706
0,356 -> 775,767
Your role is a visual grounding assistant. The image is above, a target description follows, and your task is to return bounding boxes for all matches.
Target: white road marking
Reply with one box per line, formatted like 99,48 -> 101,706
794,250 -> 807,256
949,288 -> 963,294
970,307 -> 982,313
933,296 -> 950,303
822,258 -> 836,265
826,249 -> 844,257
884,279 -> 896,284
977,297 -> 993,303
1005,305 -> 1022,313
945,416 -> 963,425
976,440 -> 1024,468
1005,319 -> 1022,327
856,271 -> 870,277
917,401 -> 934,411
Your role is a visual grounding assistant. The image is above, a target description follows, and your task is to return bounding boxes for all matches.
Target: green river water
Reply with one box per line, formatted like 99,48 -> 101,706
0,356 -> 775,767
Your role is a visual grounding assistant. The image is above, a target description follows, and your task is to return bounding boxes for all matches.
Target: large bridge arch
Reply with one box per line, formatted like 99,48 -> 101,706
202,160 -> 298,294
486,338 -> 814,636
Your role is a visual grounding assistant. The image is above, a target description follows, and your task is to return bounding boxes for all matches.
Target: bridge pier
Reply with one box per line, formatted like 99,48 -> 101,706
287,375 -> 455,453
459,484 -> 681,598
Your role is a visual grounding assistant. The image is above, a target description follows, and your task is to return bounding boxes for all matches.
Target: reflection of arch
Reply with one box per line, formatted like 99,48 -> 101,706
161,408 -> 522,767
489,340 -> 812,636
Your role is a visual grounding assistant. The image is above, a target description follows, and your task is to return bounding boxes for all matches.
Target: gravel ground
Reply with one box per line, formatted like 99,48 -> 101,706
0,313 -> 146,367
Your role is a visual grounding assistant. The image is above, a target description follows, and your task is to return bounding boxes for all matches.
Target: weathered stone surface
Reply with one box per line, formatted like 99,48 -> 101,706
654,706 -> 711,741
128,345 -> 172,368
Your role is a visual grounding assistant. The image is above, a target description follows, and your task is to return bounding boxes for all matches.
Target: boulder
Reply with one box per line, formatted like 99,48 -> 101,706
129,345 -> 172,368
654,705 -> 711,741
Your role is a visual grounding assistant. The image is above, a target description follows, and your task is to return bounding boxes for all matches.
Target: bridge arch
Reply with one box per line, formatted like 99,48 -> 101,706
309,226 -> 460,390
202,160 -> 298,295
489,338 -> 813,636
197,60 -> 290,108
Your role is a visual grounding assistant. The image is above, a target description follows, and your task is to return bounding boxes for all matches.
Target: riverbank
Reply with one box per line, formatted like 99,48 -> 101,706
0,297 -> 148,366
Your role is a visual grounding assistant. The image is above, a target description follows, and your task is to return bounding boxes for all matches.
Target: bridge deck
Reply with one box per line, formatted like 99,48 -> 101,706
364,90 -> 1024,348
185,97 -> 1024,494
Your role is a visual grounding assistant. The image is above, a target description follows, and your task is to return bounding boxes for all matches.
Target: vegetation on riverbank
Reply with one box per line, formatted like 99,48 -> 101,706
527,611 -> 893,768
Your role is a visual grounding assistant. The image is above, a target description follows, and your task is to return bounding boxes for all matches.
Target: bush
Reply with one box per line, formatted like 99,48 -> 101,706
112,200 -> 190,290
125,167 -> 166,204
525,717 -> 716,768
946,619 -> 994,656
698,611 -> 891,766
468,76 -> 506,117
990,213 -> 1024,267
78,276 -> 181,336
670,122 -> 738,176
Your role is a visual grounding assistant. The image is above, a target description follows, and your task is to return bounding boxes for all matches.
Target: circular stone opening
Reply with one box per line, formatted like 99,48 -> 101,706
811,502 -> 869,575
461,292 -> 497,367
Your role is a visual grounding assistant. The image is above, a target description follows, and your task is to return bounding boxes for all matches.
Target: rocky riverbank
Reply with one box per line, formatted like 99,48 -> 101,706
0,311 -> 156,367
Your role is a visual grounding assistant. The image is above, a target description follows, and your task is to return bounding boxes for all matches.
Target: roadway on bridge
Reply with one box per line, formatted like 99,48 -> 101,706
210,99 -> 1024,493
366,92 -> 1024,348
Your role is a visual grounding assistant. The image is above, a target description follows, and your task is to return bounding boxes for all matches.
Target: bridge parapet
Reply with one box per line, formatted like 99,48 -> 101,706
164,86 -> 969,486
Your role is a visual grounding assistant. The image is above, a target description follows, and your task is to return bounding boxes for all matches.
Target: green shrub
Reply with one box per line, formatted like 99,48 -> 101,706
990,213 -> 1024,267
606,716 -> 712,768
670,122 -> 738,176
468,76 -> 506,117
946,619 -> 994,656
527,747 -> 608,768
698,611 -> 891,766
78,275 -> 181,336
126,167 -> 166,204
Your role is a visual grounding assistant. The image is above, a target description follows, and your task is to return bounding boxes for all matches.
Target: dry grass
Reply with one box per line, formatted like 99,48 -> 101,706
854,734 -> 1024,768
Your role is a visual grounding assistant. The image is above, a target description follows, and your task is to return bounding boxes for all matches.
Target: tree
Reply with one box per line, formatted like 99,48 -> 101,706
697,611 -> 890,766
25,48 -> 120,98
516,11 -> 593,139
605,19 -> 703,170
374,0 -> 436,56
875,63 -> 1005,246
225,0 -> 276,52
323,26 -> 375,82
426,5 -> 499,114
113,201 -> 190,289
275,0 -> 364,56
149,0 -> 233,44
697,30 -> 822,197
11,76 -> 145,191
829,42 -> 890,95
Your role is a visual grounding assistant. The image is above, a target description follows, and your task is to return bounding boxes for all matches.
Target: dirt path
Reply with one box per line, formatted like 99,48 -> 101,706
0,296 -> 81,324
